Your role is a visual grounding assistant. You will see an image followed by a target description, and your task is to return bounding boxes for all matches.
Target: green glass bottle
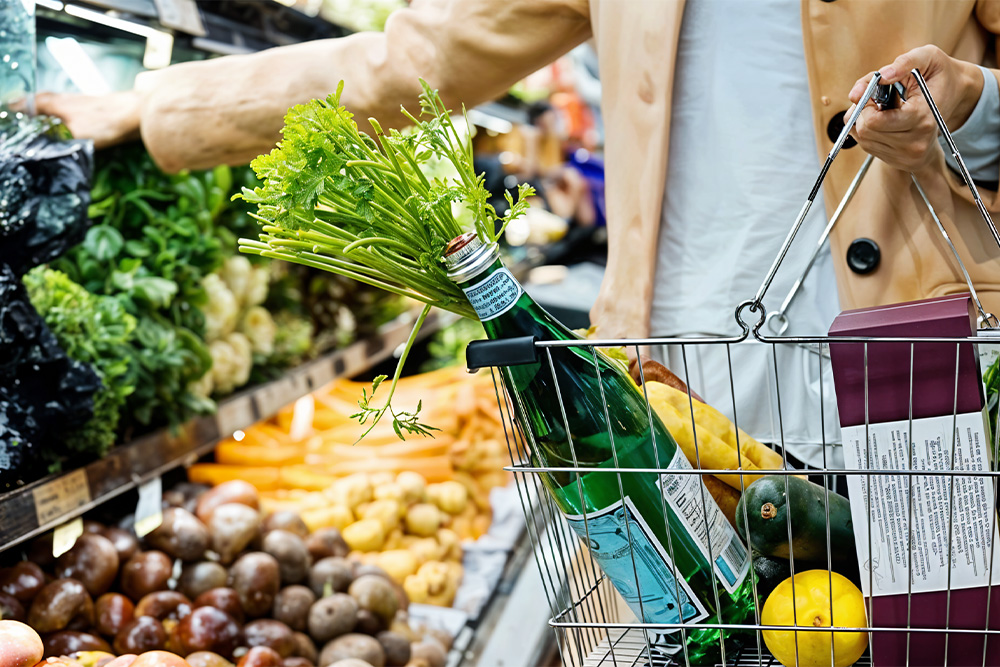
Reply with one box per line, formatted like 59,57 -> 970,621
444,233 -> 756,664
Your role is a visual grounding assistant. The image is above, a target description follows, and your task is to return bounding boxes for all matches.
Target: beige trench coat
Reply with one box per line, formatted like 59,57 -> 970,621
137,0 -> 1000,338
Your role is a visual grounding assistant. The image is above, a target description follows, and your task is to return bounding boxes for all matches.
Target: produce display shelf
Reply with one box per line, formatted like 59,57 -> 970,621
0,307 -> 457,555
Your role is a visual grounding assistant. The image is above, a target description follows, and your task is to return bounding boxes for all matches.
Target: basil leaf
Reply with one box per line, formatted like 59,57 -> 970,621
83,225 -> 124,261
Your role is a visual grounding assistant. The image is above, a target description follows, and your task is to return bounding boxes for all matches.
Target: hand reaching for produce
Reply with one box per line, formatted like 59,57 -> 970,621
33,91 -> 142,148
846,45 -> 984,175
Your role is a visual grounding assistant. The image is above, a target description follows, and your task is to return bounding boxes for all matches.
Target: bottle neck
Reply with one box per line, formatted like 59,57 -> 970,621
456,257 -> 531,325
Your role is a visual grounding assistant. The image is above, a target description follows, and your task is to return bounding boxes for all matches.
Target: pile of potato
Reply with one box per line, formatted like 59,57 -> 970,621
0,480 -> 453,667
259,471 -> 466,607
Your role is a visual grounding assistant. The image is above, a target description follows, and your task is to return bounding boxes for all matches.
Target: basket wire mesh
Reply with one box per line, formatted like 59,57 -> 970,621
469,70 -> 1000,667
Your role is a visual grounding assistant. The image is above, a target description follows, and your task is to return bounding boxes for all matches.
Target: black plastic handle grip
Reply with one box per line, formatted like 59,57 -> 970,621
466,336 -> 538,370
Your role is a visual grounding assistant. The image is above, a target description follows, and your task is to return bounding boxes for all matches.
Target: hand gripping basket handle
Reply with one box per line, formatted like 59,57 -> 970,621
742,69 -> 1000,334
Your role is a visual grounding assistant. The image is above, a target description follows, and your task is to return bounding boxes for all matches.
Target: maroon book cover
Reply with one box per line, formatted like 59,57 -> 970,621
829,294 -> 996,666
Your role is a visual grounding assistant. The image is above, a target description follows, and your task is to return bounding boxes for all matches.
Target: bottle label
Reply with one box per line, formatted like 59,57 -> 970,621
462,268 -> 523,321
659,448 -> 750,595
564,497 -> 709,626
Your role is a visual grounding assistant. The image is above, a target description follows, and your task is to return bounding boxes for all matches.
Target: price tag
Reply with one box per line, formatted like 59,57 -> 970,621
33,469 -> 91,527
134,476 -> 163,538
52,518 -> 83,558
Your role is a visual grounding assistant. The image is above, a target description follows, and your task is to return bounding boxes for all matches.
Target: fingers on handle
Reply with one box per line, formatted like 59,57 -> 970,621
849,72 -> 877,104
880,44 -> 939,83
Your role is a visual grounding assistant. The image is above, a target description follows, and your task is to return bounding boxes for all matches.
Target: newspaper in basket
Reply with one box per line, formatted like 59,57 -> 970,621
462,71 -> 1000,667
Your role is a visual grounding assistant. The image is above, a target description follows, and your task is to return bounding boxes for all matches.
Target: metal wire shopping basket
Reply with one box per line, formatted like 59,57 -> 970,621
464,73 -> 1000,667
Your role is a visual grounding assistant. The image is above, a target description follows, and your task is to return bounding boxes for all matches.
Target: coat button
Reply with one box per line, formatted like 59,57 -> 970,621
827,111 -> 858,148
847,238 -> 880,274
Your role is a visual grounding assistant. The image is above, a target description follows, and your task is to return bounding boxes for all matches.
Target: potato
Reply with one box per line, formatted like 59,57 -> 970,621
42,631 -> 110,658
27,579 -> 94,633
376,632 -> 410,667
244,619 -> 297,658
308,559 -> 353,599
263,531 -> 311,585
263,512 -> 309,539
196,481 -> 260,524
98,527 -> 140,565
95,593 -> 134,638
425,482 -> 467,515
305,530 -> 348,562
403,506 -> 439,538
146,508 -> 210,561
327,661 -> 372,667
112,617 -> 166,655
372,552 -> 417,584
371,484 -> 404,505
237,647 -> 283,667
351,610 -> 383,637
356,501 -> 401,533
129,650 -> 192,667
0,620 -> 44,667
230,553 -> 281,618
133,591 -> 192,622
282,659 -> 314,667
300,507 -> 354,534
0,593 -> 24,623
210,503 -> 262,564
272,586 -> 315,632
178,562 -> 229,601
55,534 -> 120,597
186,652 -> 234,667
324,476 -> 372,511
121,552 -> 172,602
394,473 -> 425,505
291,632 -> 318,663
342,521 -> 384,553
307,594 -> 357,643
347,577 -> 397,626
319,634 -> 384,667
0,562 -> 45,603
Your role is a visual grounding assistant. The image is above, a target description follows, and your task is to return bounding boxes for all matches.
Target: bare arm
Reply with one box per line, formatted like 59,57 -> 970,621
38,0 -> 591,172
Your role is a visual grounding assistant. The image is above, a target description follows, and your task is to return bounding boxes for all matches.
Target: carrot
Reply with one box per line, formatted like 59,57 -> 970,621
187,464 -> 281,491
316,439 -> 451,462
278,465 -> 340,491
303,455 -> 454,482
215,442 -> 306,466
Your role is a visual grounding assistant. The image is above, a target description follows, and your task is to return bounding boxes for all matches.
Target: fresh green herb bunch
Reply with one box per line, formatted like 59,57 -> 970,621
238,79 -> 534,440
23,267 -> 137,460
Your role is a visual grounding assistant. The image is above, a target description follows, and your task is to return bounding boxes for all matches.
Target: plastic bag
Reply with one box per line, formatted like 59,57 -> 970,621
0,115 -> 94,276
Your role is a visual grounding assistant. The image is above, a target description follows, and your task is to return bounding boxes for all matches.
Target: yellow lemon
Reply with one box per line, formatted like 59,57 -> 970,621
761,570 -> 868,667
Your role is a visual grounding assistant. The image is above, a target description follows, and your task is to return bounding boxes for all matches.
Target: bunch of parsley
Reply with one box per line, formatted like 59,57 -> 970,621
239,80 -> 533,440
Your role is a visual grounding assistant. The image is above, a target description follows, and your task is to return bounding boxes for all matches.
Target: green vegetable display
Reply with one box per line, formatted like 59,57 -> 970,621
53,145 -> 228,430
239,80 -> 533,439
23,267 -> 136,460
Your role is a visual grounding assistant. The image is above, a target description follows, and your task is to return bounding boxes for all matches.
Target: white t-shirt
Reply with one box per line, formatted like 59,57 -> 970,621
649,0 -> 1000,467
650,0 -> 843,466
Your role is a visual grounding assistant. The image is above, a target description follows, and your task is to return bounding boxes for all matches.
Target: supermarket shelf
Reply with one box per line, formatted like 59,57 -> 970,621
0,307 -> 456,555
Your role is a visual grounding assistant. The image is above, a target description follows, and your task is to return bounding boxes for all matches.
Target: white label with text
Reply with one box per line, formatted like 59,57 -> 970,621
463,269 -> 523,321
843,412 -> 1000,597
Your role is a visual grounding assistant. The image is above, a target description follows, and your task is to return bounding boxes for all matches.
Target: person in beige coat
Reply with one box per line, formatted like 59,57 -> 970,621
37,0 -> 1000,338
37,0 -> 1000,461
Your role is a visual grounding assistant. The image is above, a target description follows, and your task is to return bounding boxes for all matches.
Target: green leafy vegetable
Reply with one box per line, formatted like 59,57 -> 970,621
23,267 -> 136,458
238,79 -> 534,441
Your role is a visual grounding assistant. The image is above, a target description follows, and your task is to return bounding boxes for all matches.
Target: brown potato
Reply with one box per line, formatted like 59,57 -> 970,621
281,659 -> 313,667
134,591 -> 192,622
262,532 -> 310,586
146,508 -> 210,562
193,588 -> 245,625
307,595 -> 357,644
98,528 -> 140,565
175,607 -> 241,659
304,531 -> 348,562
179,563 -> 229,601
272,587 -> 315,633
27,579 -> 94,633
262,513 -> 309,539
319,635 -> 384,667
0,592 -> 25,622
347,577 -> 397,626
121,552 -> 173,602
94,594 -> 135,637
0,562 -> 46,603
230,553 -> 280,619
112,617 -> 166,655
375,632 -> 409,667
0,620 -> 43,667
243,620 -> 295,658
307,560 -> 351,599
351,611 -> 383,637
55,534 -> 121,598
195,481 -> 259,524
209,504 -> 261,565
42,631 -> 111,658
290,634 -> 317,664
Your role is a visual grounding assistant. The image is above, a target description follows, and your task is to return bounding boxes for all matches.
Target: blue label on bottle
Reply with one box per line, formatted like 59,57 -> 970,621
462,268 -> 523,321
565,497 -> 709,625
